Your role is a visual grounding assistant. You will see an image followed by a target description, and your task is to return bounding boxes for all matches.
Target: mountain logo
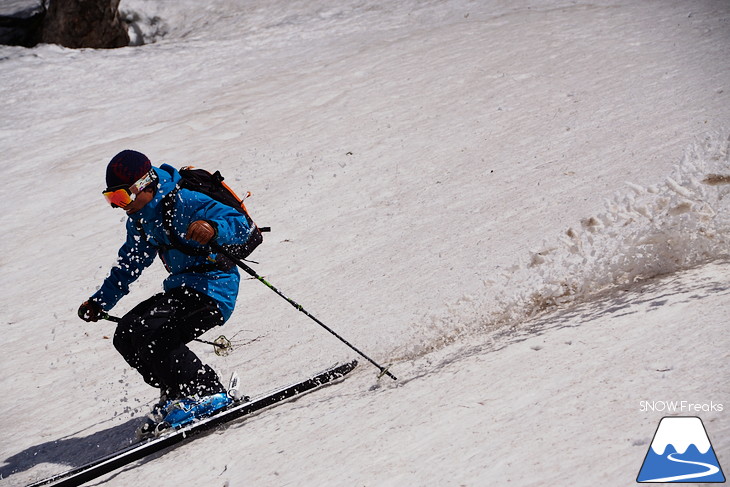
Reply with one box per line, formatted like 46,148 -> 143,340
637,416 -> 725,483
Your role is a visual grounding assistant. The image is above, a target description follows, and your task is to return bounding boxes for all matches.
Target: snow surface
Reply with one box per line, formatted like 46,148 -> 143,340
0,1 -> 41,18
1,0 -> 729,485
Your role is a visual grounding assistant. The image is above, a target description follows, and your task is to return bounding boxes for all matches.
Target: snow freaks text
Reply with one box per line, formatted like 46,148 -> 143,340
639,401 -> 724,413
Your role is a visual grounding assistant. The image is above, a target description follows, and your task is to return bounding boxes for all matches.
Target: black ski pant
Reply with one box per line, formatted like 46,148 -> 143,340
113,286 -> 225,399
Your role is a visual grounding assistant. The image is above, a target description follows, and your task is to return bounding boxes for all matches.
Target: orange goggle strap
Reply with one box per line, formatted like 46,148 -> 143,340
102,170 -> 157,207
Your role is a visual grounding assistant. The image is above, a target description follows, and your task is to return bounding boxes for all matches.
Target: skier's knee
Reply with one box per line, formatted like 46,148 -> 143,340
112,319 -> 138,358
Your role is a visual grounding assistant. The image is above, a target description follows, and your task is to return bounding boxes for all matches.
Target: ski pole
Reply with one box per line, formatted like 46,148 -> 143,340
210,242 -> 397,380
101,313 -> 233,353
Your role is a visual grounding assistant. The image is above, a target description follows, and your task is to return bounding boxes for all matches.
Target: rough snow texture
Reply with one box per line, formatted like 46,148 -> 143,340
412,135 -> 730,357
1,1 -> 729,486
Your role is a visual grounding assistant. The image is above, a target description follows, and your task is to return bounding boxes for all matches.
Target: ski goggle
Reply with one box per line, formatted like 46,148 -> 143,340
102,170 -> 157,208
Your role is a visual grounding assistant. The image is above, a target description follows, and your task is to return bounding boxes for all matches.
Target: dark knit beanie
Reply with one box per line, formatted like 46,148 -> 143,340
106,150 -> 152,188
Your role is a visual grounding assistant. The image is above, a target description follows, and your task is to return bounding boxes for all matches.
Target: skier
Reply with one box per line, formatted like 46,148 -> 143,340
78,149 -> 256,429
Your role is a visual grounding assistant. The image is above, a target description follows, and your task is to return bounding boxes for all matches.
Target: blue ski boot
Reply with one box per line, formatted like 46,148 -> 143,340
161,392 -> 233,430
135,389 -> 176,440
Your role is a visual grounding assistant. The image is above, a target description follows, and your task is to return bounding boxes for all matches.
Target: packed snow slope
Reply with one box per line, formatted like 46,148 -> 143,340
1,1 -> 729,486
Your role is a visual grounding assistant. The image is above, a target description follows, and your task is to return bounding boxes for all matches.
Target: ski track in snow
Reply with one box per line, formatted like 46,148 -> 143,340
403,133 -> 730,360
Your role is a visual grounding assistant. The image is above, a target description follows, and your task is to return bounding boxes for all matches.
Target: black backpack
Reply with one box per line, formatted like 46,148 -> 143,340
160,166 -> 267,270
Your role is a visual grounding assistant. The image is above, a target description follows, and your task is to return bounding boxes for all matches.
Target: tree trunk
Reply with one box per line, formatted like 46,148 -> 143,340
42,0 -> 129,49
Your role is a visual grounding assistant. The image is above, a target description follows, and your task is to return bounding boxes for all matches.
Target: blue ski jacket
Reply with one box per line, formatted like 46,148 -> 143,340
91,164 -> 254,321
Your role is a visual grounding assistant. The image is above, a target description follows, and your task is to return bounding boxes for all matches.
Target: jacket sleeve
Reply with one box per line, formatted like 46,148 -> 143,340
185,192 -> 253,247
90,219 -> 158,311
207,204 -> 253,246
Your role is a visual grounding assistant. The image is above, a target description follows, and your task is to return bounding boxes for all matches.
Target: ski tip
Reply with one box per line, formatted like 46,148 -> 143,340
343,359 -> 359,374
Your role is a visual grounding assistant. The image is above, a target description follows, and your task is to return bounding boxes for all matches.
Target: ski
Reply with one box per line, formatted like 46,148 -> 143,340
26,360 -> 358,487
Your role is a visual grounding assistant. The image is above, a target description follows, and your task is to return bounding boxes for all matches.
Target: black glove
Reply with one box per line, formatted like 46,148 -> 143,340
78,300 -> 103,322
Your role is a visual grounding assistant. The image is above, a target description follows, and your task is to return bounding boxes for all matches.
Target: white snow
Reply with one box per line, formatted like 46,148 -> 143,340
1,0 -> 729,486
